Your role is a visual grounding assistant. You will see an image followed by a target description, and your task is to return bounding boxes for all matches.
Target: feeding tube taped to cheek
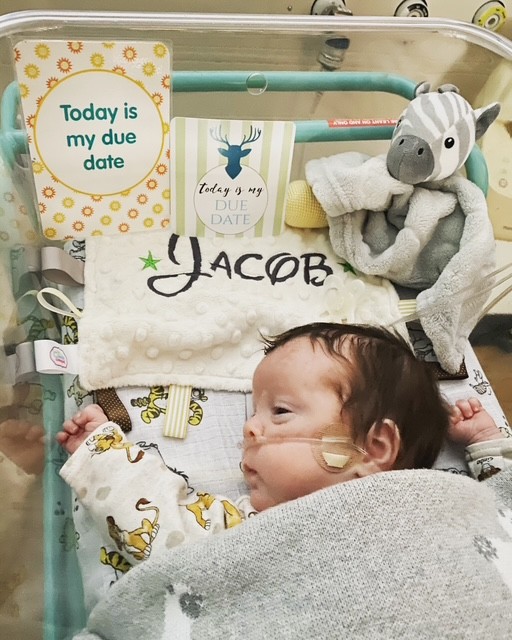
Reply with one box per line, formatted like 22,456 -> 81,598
312,422 -> 367,472
242,423 -> 367,473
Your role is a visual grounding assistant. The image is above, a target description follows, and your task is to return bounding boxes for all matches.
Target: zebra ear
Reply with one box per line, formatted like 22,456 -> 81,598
438,84 -> 460,94
474,102 -> 501,139
414,81 -> 430,97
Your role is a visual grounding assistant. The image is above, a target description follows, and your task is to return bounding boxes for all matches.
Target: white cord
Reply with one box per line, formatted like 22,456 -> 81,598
389,260 -> 512,327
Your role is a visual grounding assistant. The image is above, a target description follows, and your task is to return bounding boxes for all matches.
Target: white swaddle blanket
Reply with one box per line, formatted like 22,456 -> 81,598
306,152 -> 496,374
78,227 -> 401,391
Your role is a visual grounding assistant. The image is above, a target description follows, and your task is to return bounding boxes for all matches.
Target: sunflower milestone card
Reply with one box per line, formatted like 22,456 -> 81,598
170,117 -> 296,237
14,39 -> 172,239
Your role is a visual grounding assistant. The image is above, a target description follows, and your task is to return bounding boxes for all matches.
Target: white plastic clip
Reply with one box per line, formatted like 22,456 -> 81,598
41,246 -> 85,286
5,341 -> 37,384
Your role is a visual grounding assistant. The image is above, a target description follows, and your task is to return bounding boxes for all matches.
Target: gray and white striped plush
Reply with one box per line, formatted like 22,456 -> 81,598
306,84 -> 500,373
386,82 -> 500,184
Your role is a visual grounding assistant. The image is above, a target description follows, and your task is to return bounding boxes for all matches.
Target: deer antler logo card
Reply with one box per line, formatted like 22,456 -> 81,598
14,39 -> 172,240
170,117 -> 295,237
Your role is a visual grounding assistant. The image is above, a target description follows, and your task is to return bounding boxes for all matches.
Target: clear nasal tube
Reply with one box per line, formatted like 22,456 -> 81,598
242,429 -> 367,472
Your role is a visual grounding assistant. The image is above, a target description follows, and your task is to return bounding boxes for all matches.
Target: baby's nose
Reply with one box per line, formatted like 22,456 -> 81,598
243,414 -> 264,439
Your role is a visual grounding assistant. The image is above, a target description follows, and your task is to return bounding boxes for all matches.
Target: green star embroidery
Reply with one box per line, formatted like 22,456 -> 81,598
140,251 -> 161,271
341,261 -> 356,275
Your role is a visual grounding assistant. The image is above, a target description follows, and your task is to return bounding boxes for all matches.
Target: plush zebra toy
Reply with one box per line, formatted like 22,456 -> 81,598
386,82 -> 500,184
301,81 -> 502,374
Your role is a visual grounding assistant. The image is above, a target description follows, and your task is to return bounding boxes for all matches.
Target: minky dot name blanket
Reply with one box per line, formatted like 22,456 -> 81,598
79,227 -> 401,391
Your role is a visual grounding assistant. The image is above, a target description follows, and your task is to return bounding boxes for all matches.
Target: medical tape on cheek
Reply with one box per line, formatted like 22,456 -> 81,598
312,423 -> 366,473
320,448 -> 351,470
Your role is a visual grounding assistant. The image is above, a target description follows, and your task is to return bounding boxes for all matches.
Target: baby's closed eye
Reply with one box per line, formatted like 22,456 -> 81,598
273,406 -> 291,416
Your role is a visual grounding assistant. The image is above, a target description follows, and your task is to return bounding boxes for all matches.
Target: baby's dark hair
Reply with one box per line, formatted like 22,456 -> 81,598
262,322 -> 450,469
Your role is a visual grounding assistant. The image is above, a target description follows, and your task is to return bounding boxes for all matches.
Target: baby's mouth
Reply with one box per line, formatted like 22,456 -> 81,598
241,458 -> 252,473
241,459 -> 257,480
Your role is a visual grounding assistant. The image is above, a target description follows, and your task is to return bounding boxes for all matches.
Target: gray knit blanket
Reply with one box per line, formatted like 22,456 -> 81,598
306,152 -> 496,374
75,468 -> 512,639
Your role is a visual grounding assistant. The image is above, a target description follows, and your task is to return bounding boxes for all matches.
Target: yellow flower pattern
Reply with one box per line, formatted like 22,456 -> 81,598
143,62 -> 156,77
90,53 -> 105,68
24,64 -> 40,79
35,44 -> 51,59
15,39 -> 171,238
153,43 -> 167,58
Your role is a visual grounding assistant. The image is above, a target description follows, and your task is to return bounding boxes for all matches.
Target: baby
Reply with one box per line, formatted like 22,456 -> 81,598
57,322 -> 508,565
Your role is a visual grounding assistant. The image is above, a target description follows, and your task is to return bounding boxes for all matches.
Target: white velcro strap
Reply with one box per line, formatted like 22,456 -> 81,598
33,340 -> 79,375
41,246 -> 85,286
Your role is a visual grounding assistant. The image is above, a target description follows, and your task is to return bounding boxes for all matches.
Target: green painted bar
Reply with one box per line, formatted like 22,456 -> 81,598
173,71 -> 417,99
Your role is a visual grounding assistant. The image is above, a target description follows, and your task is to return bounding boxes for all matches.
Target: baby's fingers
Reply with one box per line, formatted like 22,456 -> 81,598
453,398 -> 482,419
75,404 -> 108,427
467,397 -> 483,413
55,430 -> 69,444
62,419 -> 80,435
450,404 -> 463,424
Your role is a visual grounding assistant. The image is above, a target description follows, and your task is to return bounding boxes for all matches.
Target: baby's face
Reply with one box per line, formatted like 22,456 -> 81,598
242,337 -> 359,511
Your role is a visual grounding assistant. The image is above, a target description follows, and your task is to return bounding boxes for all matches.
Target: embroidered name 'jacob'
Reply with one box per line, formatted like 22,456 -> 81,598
146,234 -> 333,298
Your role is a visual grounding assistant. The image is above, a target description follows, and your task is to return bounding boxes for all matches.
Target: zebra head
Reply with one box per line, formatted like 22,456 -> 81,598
386,82 -> 500,184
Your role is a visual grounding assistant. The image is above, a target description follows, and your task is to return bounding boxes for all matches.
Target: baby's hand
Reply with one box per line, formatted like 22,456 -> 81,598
448,398 -> 502,447
56,404 -> 108,455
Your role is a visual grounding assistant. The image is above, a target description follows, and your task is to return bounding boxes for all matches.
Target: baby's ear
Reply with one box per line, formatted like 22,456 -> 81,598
363,419 -> 401,472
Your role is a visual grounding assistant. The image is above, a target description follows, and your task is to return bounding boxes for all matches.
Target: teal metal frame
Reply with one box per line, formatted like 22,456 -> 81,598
0,70 -> 489,194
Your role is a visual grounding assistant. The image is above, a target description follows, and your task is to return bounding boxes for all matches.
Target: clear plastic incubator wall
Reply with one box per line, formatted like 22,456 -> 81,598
0,8 -> 511,640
